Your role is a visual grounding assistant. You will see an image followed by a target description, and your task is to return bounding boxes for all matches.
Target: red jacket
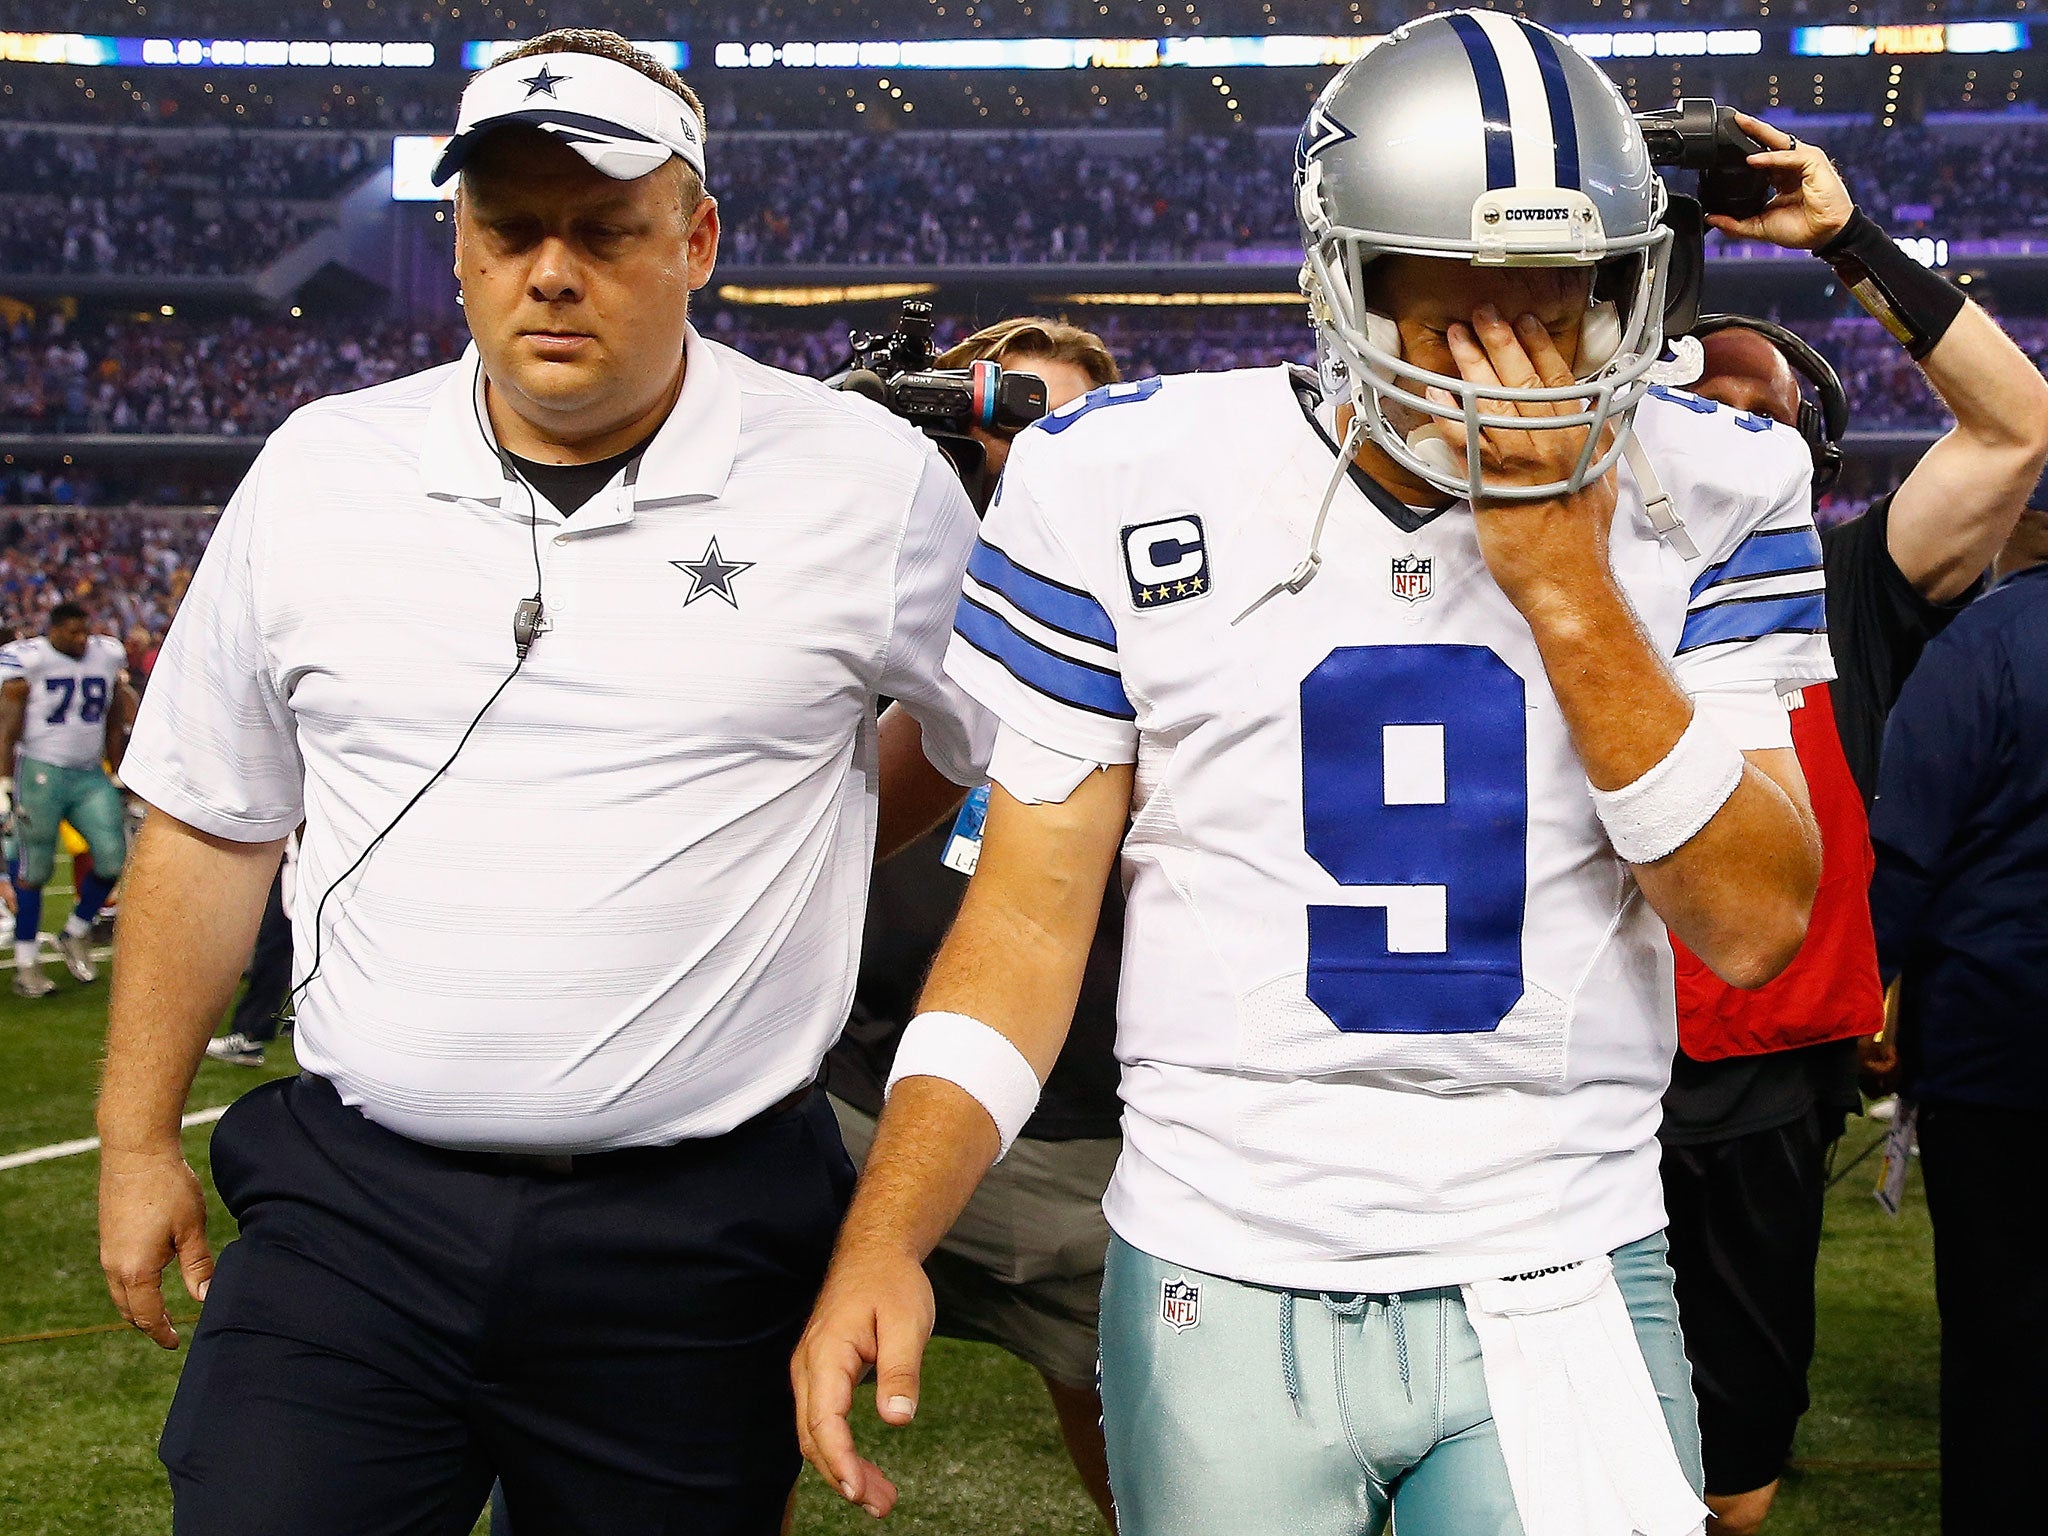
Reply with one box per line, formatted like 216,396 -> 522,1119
1672,684 -> 1884,1060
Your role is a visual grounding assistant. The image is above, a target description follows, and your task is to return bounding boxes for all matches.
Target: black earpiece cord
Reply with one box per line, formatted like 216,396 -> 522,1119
285,362 -> 545,1016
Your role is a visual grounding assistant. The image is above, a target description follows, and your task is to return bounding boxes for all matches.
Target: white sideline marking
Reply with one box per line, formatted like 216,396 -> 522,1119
0,1105 -> 229,1172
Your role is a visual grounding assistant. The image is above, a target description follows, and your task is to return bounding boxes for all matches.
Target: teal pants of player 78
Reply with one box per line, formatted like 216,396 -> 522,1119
13,756 -> 127,886
1099,1230 -> 1702,1536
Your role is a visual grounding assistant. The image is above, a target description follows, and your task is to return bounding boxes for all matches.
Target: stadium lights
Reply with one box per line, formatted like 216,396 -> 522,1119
714,282 -> 940,306
1049,291 -> 1306,305
1792,22 -> 2027,57
709,29 -> 1767,71
0,32 -> 435,67
461,40 -> 686,70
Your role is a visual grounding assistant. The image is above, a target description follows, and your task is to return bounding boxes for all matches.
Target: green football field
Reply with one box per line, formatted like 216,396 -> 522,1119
0,860 -> 1940,1534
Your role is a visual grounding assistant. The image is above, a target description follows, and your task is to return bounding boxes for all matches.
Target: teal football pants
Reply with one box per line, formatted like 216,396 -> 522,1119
13,756 -> 127,886
1099,1230 -> 1702,1536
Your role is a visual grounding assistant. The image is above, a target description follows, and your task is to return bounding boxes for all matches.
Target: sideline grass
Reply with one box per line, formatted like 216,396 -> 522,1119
0,950 -> 1936,1533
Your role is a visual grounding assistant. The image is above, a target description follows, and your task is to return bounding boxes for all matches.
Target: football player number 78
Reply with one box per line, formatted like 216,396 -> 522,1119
1302,643 -> 1528,1035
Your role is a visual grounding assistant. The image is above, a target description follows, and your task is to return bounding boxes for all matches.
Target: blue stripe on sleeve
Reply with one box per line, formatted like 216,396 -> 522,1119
967,540 -> 1118,648
954,596 -> 1135,720
1677,591 -> 1828,655
1524,25 -> 1581,191
1446,13 -> 1515,191
1689,526 -> 1825,602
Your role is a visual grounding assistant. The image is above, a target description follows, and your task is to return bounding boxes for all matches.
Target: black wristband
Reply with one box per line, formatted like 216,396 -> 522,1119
1816,208 -> 1967,360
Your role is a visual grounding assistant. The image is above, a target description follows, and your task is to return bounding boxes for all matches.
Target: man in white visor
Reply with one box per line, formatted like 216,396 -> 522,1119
795,12 -> 1831,1536
100,29 -> 990,1534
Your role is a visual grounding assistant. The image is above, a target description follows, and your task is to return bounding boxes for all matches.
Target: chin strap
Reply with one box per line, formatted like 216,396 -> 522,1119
1622,433 -> 1699,562
1233,408 -> 1373,627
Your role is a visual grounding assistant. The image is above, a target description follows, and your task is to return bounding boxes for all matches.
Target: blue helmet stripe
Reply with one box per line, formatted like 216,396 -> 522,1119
1445,12 -> 1515,192
1523,25 -> 1582,191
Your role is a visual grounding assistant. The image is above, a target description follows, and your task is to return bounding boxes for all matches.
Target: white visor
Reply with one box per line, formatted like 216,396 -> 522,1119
431,52 -> 705,187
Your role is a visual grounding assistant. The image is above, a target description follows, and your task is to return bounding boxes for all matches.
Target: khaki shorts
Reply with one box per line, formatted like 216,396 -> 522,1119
830,1095 -> 1119,1389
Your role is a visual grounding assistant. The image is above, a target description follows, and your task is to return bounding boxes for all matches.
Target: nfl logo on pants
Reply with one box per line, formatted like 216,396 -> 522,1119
1391,554 -> 1432,604
1159,1278 -> 1201,1333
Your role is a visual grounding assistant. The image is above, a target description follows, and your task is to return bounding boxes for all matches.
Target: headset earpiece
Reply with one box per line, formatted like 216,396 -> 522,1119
1691,314 -> 1848,497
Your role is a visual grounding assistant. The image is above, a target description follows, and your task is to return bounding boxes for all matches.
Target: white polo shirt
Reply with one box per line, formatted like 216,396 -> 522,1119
124,327 -> 993,1152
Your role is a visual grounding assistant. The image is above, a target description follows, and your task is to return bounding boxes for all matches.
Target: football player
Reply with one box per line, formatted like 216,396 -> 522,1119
795,15 -> 1828,1536
2,601 -> 137,996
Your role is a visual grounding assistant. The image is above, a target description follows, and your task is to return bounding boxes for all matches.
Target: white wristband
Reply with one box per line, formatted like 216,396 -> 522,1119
1589,708 -> 1746,865
886,1011 -> 1043,1162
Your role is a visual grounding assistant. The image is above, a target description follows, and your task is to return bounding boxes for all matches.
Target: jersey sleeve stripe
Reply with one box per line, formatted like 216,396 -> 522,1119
1677,591 -> 1827,654
1689,526 -> 1824,603
954,595 -> 1135,721
966,540 -> 1119,649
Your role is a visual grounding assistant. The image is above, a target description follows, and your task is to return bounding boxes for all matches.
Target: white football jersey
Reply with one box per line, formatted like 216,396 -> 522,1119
945,366 -> 1833,1293
1,635 -> 126,771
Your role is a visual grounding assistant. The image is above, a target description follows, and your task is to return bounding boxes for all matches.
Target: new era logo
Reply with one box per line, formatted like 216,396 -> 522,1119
1160,1278 -> 1201,1333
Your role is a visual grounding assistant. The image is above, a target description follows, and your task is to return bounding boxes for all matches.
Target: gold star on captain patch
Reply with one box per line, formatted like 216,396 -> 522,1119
1189,574 -> 1205,591
1174,580 -> 1190,596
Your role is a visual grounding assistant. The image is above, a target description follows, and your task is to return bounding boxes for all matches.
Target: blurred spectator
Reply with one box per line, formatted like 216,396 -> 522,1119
1868,500 -> 2048,1536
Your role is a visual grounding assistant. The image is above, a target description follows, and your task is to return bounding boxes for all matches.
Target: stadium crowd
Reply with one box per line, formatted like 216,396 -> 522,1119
0,128 -> 376,200
0,303 -> 2016,446
717,133 -> 1289,265
0,506 -> 212,668
0,194 -> 328,277
5,126 -> 2048,274
0,315 -> 465,436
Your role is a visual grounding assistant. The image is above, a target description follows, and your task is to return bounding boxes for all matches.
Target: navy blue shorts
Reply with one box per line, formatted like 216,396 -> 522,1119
162,1074 -> 853,1536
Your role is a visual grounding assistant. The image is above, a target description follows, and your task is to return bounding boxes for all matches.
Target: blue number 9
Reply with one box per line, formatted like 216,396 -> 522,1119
1301,645 -> 1528,1034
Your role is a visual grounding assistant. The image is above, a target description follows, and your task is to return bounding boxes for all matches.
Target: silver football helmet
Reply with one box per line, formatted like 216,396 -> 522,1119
1296,10 -> 1673,505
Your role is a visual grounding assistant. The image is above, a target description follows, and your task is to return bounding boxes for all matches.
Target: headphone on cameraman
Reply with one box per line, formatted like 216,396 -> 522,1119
1691,314 -> 1848,496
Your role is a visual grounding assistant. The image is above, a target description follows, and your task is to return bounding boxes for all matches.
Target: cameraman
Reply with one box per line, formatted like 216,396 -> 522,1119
824,316 -> 1124,1529
1663,113 -> 2048,1536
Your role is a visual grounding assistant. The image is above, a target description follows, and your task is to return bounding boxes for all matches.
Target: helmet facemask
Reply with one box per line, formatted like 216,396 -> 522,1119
1301,212 -> 1674,507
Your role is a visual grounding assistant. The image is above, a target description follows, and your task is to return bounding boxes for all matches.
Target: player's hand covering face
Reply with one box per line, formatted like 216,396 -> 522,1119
453,126 -> 718,443
1424,306 -> 1618,513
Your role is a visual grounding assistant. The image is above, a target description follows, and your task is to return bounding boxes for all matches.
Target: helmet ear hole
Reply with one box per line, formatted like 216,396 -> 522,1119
1577,300 -> 1623,378
1365,311 -> 1401,359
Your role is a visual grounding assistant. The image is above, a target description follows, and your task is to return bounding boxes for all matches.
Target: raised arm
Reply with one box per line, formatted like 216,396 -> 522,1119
793,761 -> 1131,1518
1884,305 -> 2048,601
1710,111 -> 2048,602
1448,312 -> 1820,987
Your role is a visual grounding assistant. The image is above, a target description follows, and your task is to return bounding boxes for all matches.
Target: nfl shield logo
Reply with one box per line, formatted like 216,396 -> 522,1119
1391,554 -> 1433,604
1160,1278 -> 1202,1333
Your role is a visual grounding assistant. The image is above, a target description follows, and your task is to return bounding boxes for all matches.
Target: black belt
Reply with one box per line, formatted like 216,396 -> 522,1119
423,1082 -> 816,1179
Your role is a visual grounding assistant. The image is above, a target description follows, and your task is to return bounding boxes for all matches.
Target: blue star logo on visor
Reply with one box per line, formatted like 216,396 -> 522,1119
673,538 -> 755,608
520,65 -> 567,99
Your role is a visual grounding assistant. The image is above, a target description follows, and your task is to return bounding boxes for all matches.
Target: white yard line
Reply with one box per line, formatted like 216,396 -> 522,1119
0,1104 -> 230,1172
0,943 -> 112,972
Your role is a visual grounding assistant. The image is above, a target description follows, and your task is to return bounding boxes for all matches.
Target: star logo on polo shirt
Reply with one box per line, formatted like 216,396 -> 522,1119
673,538 -> 754,608
520,65 -> 567,99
